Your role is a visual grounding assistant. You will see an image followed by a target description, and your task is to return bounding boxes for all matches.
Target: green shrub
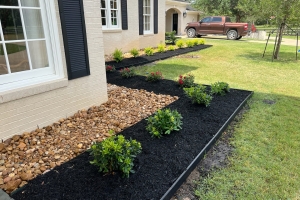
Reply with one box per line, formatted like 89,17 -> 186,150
106,65 -> 115,72
157,43 -> 166,53
176,39 -> 185,48
112,48 -> 123,63
165,30 -> 177,44
210,82 -> 230,95
89,134 -> 142,178
130,48 -> 139,58
146,108 -> 183,138
193,39 -> 200,46
168,45 -> 175,51
144,47 -> 154,56
178,74 -> 195,88
184,85 -> 213,107
199,38 -> 205,45
186,40 -> 194,48
146,71 -> 163,82
120,67 -> 136,78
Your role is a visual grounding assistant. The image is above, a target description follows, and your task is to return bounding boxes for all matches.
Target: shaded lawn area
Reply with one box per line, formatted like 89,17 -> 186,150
133,39 -> 300,199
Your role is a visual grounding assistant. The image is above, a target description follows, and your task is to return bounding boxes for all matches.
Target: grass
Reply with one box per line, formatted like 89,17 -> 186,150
134,39 -> 300,199
0,43 -> 26,55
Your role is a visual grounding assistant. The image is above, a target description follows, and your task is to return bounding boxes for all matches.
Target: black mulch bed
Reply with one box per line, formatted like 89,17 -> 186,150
11,73 -> 252,200
105,45 -> 212,69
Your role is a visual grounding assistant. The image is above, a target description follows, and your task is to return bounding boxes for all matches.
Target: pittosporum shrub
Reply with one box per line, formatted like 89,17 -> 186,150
210,82 -> 230,95
184,85 -> 213,107
146,108 -> 183,138
106,65 -> 115,72
157,43 -> 166,53
178,74 -> 195,88
89,134 -> 142,178
120,67 -> 136,78
176,39 -> 185,48
193,39 -> 199,46
146,71 -> 163,82
199,38 -> 205,45
130,48 -> 139,58
112,48 -> 123,63
144,47 -> 154,56
168,45 -> 175,51
186,40 -> 194,48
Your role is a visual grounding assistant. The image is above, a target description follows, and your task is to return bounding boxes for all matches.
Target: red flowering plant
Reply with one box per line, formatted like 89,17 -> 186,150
146,71 -> 164,82
106,65 -> 115,72
120,67 -> 136,78
178,74 -> 195,88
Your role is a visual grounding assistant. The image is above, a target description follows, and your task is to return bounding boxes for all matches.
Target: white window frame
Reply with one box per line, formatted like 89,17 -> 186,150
0,0 -> 64,92
143,0 -> 153,34
101,0 -> 121,30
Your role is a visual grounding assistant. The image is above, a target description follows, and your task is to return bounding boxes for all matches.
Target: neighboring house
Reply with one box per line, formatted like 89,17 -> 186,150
102,0 -> 165,55
0,1 -> 108,140
165,0 -> 201,35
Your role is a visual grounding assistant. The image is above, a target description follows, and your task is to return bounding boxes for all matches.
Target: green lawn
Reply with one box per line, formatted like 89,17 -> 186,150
134,39 -> 300,199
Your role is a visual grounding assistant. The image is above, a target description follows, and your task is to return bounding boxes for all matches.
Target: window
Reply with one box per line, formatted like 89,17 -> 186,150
143,0 -> 152,34
201,17 -> 211,23
0,1 -> 63,91
101,0 -> 120,29
211,17 -> 222,23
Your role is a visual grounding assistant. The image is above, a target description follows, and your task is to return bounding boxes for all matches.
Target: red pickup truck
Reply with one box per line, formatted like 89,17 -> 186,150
185,16 -> 256,40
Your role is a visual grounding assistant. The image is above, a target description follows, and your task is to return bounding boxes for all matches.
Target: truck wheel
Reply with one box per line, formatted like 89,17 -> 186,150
227,30 -> 238,40
236,36 -> 242,40
187,28 -> 196,38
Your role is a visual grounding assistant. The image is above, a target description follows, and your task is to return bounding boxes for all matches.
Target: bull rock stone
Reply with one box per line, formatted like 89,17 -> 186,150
0,143 -> 5,152
20,173 -> 33,181
5,179 -> 21,192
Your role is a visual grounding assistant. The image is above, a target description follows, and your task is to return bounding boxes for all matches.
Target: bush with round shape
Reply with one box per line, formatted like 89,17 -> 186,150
144,47 -> 154,56
176,39 -> 185,48
146,71 -> 163,82
157,43 -> 166,53
178,74 -> 195,88
210,82 -> 230,95
120,67 -> 136,78
184,85 -> 213,107
130,48 -> 139,58
112,48 -> 123,63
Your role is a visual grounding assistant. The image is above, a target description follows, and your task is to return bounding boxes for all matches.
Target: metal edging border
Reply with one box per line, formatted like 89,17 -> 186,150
160,91 -> 254,200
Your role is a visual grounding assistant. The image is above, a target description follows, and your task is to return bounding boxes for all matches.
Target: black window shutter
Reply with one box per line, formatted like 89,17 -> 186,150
121,0 -> 128,30
138,0 -> 143,35
58,0 -> 90,80
154,0 -> 158,34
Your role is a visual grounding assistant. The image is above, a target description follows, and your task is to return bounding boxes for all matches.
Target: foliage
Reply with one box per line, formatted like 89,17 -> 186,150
176,39 -> 185,48
193,39 -> 200,46
157,43 -> 166,53
146,108 -> 183,138
186,40 -> 195,48
165,30 -> 177,44
144,47 -> 154,56
146,71 -> 163,82
120,67 -> 136,78
130,48 -> 139,58
168,45 -> 175,51
89,134 -> 142,178
210,81 -> 230,95
199,38 -> 205,45
112,48 -> 123,63
105,65 -> 115,72
178,74 -> 195,88
184,85 -> 213,106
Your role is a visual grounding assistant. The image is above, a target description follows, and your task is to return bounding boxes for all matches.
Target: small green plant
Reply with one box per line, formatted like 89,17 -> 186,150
112,48 -> 123,63
120,67 -> 136,78
186,40 -> 194,48
89,134 -> 142,178
165,30 -> 177,44
210,82 -> 230,95
146,71 -> 163,82
157,43 -> 166,53
146,108 -> 183,138
184,85 -> 213,107
144,47 -> 154,56
168,45 -> 175,51
199,38 -> 205,45
193,39 -> 200,46
105,65 -> 115,72
176,39 -> 185,48
130,48 -> 139,58
178,74 -> 195,88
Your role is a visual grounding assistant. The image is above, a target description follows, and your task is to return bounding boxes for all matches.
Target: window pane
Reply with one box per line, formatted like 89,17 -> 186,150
111,10 -> 116,18
0,9 -> 25,41
20,0 -> 40,7
111,17 -> 117,26
28,40 -> 48,69
113,0 -> 117,9
0,0 -> 18,6
110,0 -> 113,9
0,44 -> 8,75
101,0 -> 106,8
7,42 -> 30,73
22,9 -> 45,39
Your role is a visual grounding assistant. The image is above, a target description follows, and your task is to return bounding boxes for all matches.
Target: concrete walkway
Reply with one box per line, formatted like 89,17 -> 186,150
0,189 -> 13,200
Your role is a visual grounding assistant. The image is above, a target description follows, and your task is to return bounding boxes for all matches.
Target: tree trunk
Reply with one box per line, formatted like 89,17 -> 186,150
273,20 -> 286,59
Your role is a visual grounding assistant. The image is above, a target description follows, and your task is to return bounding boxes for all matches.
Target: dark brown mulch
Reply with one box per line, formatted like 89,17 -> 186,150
11,73 -> 252,200
105,45 -> 212,69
